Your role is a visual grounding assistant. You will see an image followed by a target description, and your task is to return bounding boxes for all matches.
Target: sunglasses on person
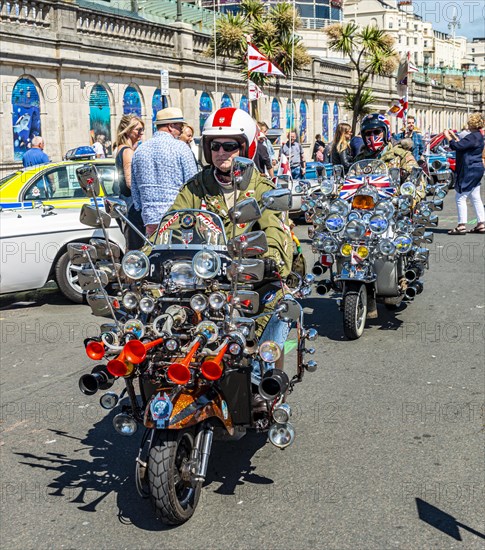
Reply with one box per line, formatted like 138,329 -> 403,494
364,129 -> 383,136
135,128 -> 144,134
210,141 -> 240,152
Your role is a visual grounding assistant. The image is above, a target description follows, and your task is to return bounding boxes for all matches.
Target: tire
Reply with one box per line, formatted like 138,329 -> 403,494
148,429 -> 201,525
448,171 -> 456,190
55,251 -> 85,303
343,284 -> 367,340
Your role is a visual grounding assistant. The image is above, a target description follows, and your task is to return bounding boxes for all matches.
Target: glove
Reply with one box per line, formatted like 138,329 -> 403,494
263,258 -> 277,278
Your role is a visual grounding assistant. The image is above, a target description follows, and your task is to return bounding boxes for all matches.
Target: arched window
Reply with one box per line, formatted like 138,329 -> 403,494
199,92 -> 213,134
299,100 -> 308,143
89,84 -> 112,156
123,86 -> 142,116
12,77 -> 41,161
221,93 -> 232,108
286,100 -> 296,133
152,89 -> 168,134
322,102 -> 329,141
333,102 -> 339,135
271,98 -> 280,129
240,95 -> 249,113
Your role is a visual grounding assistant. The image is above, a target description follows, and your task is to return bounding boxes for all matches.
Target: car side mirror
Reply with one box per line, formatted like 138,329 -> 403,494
76,164 -> 101,197
228,198 -> 261,224
261,188 -> 291,212
79,204 -> 111,228
231,157 -> 255,191
227,231 -> 268,258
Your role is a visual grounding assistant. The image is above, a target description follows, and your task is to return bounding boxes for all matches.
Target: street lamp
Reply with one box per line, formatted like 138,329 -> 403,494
423,54 -> 430,83
462,69 -> 467,91
439,61 -> 446,87
480,75 -> 484,110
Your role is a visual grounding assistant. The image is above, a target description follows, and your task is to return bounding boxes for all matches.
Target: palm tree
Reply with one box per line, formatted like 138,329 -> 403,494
206,0 -> 311,116
324,22 -> 399,133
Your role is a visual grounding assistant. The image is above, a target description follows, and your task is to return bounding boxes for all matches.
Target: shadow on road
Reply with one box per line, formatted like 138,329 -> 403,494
0,285 -> 72,311
13,411 -> 271,531
416,498 -> 485,541
302,296 -> 405,341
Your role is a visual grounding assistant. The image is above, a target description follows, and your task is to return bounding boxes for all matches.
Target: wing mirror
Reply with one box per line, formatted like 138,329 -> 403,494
231,157 -> 255,191
432,198 -> 444,211
276,297 -> 302,323
276,174 -> 291,188
67,243 -> 98,265
229,290 -> 260,312
79,204 -> 111,228
332,165 -> 344,182
87,293 -> 120,317
261,188 -> 291,212
76,164 -> 101,197
104,198 -> 127,218
227,231 -> 268,258
227,259 -> 265,283
77,268 -> 109,291
90,238 -> 122,261
389,167 -> 401,184
410,166 -> 423,181
228,198 -> 261,224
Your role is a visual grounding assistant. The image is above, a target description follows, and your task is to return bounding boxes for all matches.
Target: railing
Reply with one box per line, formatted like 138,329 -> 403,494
0,0 -> 53,27
193,32 -> 211,55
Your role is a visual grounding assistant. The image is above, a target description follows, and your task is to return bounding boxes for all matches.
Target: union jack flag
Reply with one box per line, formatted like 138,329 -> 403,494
339,175 -> 396,200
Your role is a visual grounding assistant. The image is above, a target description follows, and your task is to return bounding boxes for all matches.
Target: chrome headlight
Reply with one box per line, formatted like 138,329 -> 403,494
124,319 -> 145,340
192,250 -> 221,280
325,214 -> 345,233
378,239 -> 396,255
369,215 -> 389,235
190,293 -> 208,312
320,179 -> 334,195
396,217 -> 412,232
329,199 -> 351,217
122,251 -> 150,280
375,200 -> 395,221
347,211 -> 361,222
259,341 -> 282,363
122,291 -> 139,310
398,196 -> 412,211
322,236 -> 338,254
344,219 -> 366,240
170,261 -> 196,288
209,291 -> 226,310
394,234 -> 413,254
400,182 -> 416,196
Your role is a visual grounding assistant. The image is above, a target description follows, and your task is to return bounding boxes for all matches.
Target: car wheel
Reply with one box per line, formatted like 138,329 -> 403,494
55,251 -> 85,303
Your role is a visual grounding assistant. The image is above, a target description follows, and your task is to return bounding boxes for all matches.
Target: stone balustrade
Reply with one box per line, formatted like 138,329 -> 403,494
0,0 -> 53,27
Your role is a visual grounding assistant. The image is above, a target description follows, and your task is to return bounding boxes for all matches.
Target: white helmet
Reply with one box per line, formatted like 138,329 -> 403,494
202,107 -> 258,164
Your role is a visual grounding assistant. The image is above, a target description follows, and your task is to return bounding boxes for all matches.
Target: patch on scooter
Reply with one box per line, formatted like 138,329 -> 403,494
262,290 -> 277,305
221,400 -> 228,420
151,392 -> 173,428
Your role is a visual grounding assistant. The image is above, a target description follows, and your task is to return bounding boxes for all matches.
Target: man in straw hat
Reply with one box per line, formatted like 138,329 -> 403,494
131,107 -> 197,236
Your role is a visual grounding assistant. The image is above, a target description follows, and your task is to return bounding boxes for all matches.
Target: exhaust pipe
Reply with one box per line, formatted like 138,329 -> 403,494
312,262 -> 327,277
259,368 -> 289,400
404,281 -> 424,300
405,265 -> 424,282
316,280 -> 331,296
79,364 -> 115,395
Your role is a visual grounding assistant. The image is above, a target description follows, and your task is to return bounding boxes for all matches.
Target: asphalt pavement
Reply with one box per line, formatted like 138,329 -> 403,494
0,189 -> 483,549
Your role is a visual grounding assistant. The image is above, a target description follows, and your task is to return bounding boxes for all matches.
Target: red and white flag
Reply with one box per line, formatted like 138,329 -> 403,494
277,152 -> 290,176
247,42 -> 285,77
248,80 -> 264,101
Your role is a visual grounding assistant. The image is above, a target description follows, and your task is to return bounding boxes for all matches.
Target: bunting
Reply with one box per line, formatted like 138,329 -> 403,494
247,42 -> 285,77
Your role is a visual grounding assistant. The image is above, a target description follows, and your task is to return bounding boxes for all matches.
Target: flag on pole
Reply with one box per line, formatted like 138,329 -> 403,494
277,152 -> 290,176
248,80 -> 264,101
247,42 -> 285,77
388,52 -> 420,119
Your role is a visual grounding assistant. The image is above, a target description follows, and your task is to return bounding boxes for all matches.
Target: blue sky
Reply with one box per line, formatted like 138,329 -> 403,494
412,1 -> 485,39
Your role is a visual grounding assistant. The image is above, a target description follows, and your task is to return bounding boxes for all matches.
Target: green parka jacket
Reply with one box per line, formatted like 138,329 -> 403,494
168,167 -> 293,277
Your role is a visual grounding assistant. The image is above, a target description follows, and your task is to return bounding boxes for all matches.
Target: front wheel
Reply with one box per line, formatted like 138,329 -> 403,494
55,251 -> 84,303
148,429 -> 201,525
343,284 -> 367,340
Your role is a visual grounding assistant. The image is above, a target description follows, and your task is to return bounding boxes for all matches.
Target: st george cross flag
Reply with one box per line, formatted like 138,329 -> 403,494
248,80 -> 264,101
389,52 -> 419,119
277,152 -> 290,176
247,42 -> 285,77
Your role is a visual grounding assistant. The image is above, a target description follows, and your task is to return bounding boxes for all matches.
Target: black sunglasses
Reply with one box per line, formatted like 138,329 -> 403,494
210,141 -> 240,152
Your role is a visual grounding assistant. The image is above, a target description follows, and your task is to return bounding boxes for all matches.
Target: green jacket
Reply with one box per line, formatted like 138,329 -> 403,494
355,144 -> 425,201
169,167 -> 293,277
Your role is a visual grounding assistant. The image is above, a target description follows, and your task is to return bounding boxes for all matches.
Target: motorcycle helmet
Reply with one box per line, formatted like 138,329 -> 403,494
202,107 -> 258,164
361,113 -> 391,153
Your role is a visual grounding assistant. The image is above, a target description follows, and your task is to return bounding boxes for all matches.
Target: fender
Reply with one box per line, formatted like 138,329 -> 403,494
143,386 -> 234,435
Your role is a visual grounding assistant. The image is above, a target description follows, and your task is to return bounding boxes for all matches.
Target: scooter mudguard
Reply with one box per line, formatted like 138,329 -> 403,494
143,386 -> 234,435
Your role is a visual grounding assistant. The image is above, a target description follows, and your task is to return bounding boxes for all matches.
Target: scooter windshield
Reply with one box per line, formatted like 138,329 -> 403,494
153,209 -> 227,248
347,159 -> 388,177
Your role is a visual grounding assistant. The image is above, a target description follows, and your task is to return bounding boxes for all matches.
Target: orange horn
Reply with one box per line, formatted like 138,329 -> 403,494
106,348 -> 133,378
167,340 -> 201,385
201,339 -> 229,381
124,337 -> 164,365
85,340 -> 105,361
